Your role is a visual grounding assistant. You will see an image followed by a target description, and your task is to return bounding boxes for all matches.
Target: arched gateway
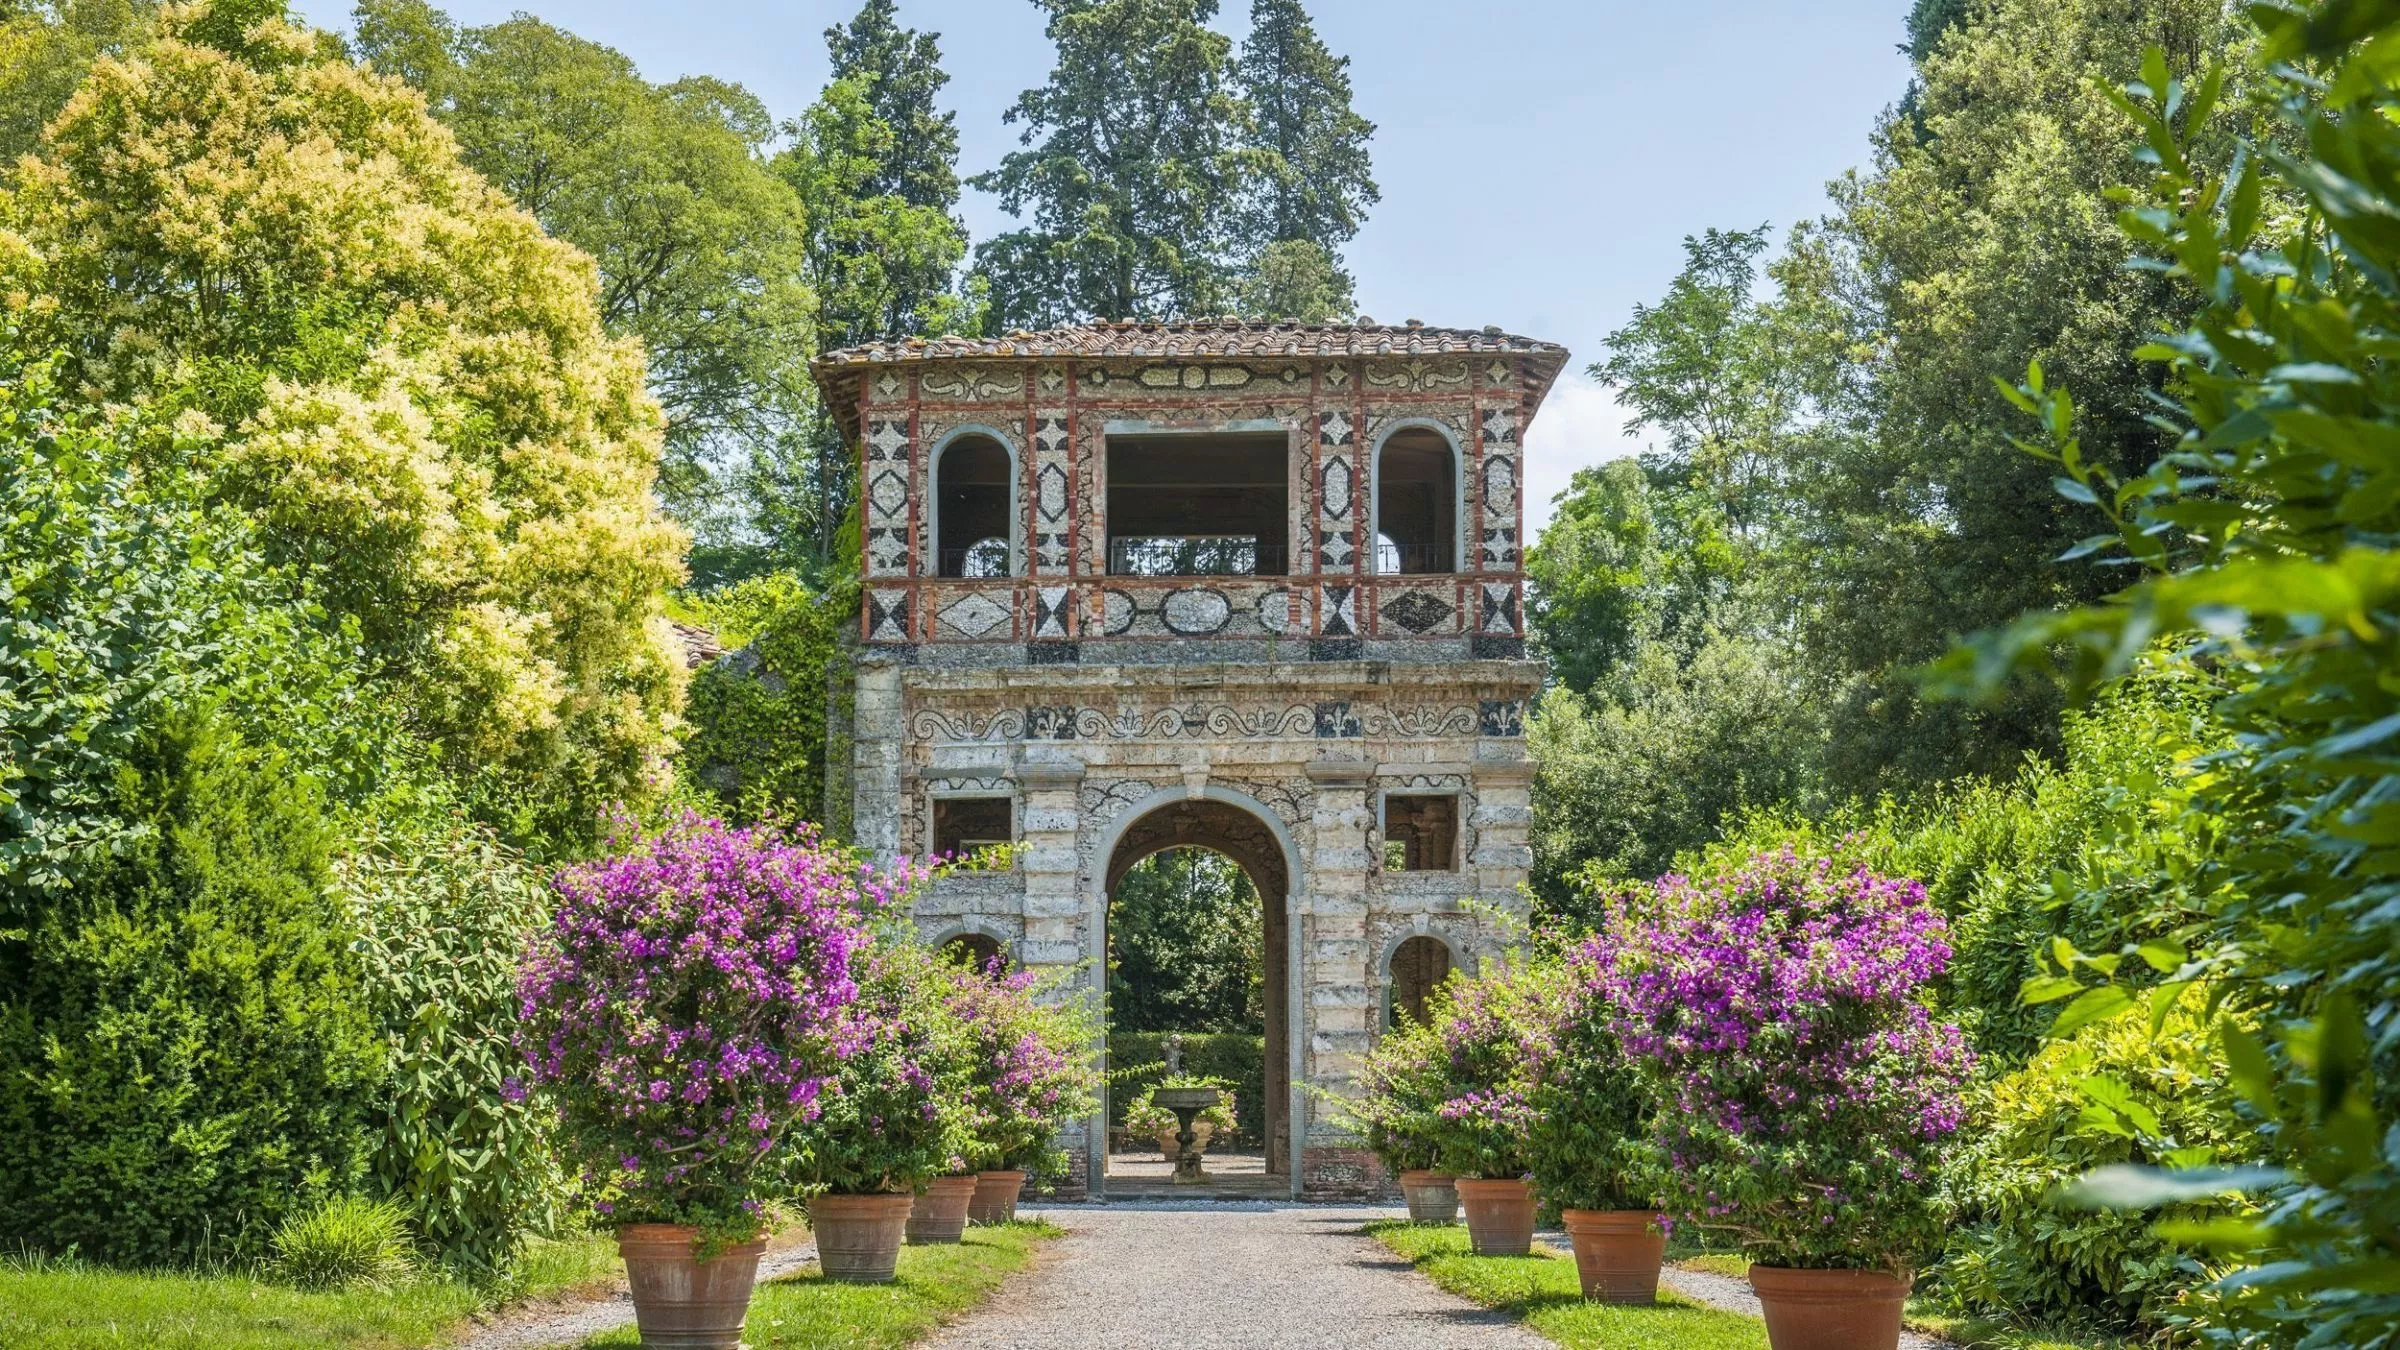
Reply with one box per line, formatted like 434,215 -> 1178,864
1099,791 -> 1297,1186
810,320 -> 1561,1197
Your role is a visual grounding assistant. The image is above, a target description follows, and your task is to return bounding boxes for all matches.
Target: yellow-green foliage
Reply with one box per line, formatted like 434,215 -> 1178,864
1943,1005 -> 2253,1332
0,7 -> 687,839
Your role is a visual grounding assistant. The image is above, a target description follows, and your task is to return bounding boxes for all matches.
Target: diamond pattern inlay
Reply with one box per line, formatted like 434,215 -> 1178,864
1381,590 -> 1455,635
938,592 -> 1011,639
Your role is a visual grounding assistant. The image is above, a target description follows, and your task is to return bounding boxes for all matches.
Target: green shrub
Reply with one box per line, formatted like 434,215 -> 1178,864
1939,1004 -> 2254,1332
1687,675 -> 2221,1068
1107,1032 -> 1266,1148
336,818 -> 566,1278
0,713 -> 385,1265
678,573 -> 846,822
270,1196 -> 415,1291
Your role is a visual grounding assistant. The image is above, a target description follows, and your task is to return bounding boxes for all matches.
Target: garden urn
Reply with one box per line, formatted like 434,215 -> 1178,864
1453,1177 -> 1536,1256
905,1174 -> 980,1245
969,1169 -> 1026,1225
1396,1170 -> 1459,1224
1559,1209 -> 1665,1303
809,1192 -> 915,1283
1748,1265 -> 1911,1350
616,1224 -> 768,1349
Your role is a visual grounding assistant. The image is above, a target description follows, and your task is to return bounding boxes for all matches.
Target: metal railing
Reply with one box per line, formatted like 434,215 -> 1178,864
1107,536 -> 1288,577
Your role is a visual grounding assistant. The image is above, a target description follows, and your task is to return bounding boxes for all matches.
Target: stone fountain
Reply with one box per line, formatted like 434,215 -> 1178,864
1150,1084 -> 1224,1184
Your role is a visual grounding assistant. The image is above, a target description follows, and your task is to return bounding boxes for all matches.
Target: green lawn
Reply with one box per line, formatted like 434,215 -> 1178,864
0,1233 -> 618,1350
1367,1221 -> 1769,1350
580,1221 -> 1060,1349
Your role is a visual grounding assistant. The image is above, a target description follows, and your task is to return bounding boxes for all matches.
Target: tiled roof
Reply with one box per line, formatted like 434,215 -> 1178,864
670,621 -> 724,670
809,318 -> 1566,370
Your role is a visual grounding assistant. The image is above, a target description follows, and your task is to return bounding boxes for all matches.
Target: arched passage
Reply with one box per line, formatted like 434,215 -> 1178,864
1097,794 -> 1294,1192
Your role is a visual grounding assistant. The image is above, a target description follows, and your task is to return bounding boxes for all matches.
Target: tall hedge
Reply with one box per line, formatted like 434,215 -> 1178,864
0,714 -> 384,1265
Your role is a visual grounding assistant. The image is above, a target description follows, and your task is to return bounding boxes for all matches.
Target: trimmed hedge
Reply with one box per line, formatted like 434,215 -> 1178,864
1108,1032 -> 1266,1149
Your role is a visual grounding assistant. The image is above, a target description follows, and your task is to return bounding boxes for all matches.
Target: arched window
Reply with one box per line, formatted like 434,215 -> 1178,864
941,931 -> 1006,977
934,434 -> 1015,578
1386,934 -> 1454,1027
1373,427 -> 1459,574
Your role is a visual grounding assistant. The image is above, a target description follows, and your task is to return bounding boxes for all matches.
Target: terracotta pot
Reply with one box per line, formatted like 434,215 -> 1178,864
1748,1265 -> 1912,1350
1396,1170 -> 1459,1224
905,1174 -> 979,1245
1453,1176 -> 1536,1256
616,1223 -> 767,1349
968,1169 -> 1026,1225
1560,1209 -> 1665,1303
809,1192 -> 913,1283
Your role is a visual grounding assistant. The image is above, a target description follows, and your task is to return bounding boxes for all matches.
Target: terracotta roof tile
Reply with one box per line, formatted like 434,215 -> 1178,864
809,318 -> 1564,371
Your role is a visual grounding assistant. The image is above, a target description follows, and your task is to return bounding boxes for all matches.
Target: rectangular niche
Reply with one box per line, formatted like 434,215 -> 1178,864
1382,794 -> 1459,872
933,796 -> 1014,857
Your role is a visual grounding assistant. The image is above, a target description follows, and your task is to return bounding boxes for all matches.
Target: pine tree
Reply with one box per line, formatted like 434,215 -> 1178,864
1231,0 -> 1375,267
776,1 -> 973,568
971,0 -> 1249,327
823,0 -> 959,214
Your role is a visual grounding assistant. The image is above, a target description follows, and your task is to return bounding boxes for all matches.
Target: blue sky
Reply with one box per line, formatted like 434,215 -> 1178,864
290,0 -> 1915,538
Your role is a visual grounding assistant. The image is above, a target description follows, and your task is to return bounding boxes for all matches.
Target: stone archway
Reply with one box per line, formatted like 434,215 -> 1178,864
1101,798 -> 1292,1184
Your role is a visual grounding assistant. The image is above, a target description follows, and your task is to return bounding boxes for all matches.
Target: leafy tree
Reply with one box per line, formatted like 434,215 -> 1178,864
1229,0 -> 1374,281
972,0 -> 1250,327
1524,460 -> 1658,697
1109,848 -> 1263,1034
351,1 -> 815,552
773,4 -> 974,570
1529,633 -> 1824,905
1781,0 -> 2249,795
822,0 -> 961,235
0,0 -> 154,159
1943,12 -> 2400,1340
1233,237 -> 1352,321
2,9 -> 687,846
1524,229 -> 1834,899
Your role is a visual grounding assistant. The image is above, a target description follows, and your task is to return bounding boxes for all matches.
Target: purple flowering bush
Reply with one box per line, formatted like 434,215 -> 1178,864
945,962 -> 1099,1176
785,938 -> 979,1195
1525,936 -> 1659,1213
513,816 -> 905,1239
1352,1015 -> 1450,1174
1420,962 -> 1555,1180
1598,846 -> 1972,1272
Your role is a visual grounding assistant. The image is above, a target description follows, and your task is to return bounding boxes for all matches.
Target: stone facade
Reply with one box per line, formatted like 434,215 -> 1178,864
810,321 -> 1564,1198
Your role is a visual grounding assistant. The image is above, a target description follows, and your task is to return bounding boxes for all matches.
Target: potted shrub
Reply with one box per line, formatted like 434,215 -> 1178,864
1355,1016 -> 1459,1223
1125,1076 -> 1237,1159
1598,847 -> 1972,1350
1527,934 -> 1664,1303
946,964 -> 1099,1229
513,817 -> 882,1350
1424,967 -> 1550,1256
788,939 -> 978,1282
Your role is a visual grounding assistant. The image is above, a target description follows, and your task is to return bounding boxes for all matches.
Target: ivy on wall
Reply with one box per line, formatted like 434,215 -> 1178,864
678,567 -> 856,828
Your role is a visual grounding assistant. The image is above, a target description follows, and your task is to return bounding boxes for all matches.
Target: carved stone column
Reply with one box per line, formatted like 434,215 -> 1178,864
1012,755 -> 1085,970
1300,756 -> 1377,1195
1470,749 -> 1536,900
850,657 -> 905,861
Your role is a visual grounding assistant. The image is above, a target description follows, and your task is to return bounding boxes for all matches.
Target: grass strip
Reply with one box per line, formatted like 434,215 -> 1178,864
582,1221 -> 1061,1350
1367,1220 -> 1767,1350
0,1233 -> 617,1350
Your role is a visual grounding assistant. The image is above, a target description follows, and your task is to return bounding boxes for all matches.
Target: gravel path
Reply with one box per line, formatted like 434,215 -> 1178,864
925,1203 -> 1545,1350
